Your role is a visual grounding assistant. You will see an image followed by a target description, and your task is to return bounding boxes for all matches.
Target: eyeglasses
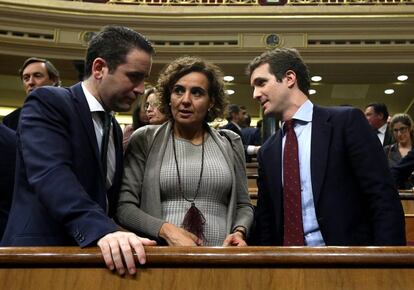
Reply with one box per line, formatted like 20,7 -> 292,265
144,102 -> 160,111
393,127 -> 410,134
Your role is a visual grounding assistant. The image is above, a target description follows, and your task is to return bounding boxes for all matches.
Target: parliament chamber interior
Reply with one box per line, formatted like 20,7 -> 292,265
1,0 -> 414,289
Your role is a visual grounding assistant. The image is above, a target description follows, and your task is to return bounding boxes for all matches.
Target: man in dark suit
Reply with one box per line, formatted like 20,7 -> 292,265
3,57 -> 60,130
242,117 -> 262,147
248,48 -> 405,246
222,104 -> 260,160
222,104 -> 246,136
0,124 -> 16,239
2,26 -> 156,275
364,102 -> 394,147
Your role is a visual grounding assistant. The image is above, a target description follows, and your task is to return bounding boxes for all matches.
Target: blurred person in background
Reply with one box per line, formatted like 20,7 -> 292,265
364,102 -> 394,147
385,113 -> 414,189
143,87 -> 167,125
122,92 -> 150,152
3,57 -> 60,130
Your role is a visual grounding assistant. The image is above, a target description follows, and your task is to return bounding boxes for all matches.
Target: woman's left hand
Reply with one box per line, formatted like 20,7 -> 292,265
222,231 -> 247,246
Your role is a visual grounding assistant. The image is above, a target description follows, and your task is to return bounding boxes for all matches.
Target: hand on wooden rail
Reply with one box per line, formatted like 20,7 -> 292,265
97,231 -> 156,275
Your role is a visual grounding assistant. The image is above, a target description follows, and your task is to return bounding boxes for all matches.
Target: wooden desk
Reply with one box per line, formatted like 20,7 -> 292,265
1,246 -> 414,290
402,192 -> 414,240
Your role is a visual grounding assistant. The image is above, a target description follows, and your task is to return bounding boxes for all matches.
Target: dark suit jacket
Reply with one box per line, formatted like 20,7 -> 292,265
1,83 -> 123,247
0,124 -> 16,239
222,122 -> 252,162
242,127 -> 261,146
2,108 -> 21,131
254,105 -> 405,246
383,126 -> 394,147
222,122 -> 243,138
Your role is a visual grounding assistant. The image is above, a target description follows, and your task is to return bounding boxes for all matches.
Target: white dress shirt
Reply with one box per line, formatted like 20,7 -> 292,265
377,123 -> 388,145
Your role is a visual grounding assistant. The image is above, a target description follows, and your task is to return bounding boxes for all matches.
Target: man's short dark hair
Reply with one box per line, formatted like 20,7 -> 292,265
19,57 -> 60,86
246,48 -> 310,97
365,102 -> 389,121
84,25 -> 155,78
226,104 -> 241,121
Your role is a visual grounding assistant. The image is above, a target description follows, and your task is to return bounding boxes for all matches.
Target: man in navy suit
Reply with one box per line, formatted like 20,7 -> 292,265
222,104 -> 247,137
2,26 -> 156,275
222,104 -> 260,161
248,48 -> 405,246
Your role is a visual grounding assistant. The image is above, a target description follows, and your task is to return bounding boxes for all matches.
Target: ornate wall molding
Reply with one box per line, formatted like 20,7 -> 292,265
1,0 -> 414,63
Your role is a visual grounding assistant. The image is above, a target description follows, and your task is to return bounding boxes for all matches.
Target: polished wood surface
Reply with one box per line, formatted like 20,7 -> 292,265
406,214 -> 414,244
2,246 -> 414,266
3,267 -> 414,290
1,247 -> 414,290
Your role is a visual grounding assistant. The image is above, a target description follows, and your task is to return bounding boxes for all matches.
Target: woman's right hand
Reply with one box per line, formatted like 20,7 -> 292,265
159,223 -> 202,246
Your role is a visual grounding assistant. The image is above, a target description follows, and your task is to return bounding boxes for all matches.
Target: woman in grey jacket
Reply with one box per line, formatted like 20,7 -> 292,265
117,56 -> 253,246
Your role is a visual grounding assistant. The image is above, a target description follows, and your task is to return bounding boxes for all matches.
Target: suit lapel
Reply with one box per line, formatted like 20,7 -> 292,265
274,130 -> 283,192
265,129 -> 283,202
70,83 -> 101,170
384,127 -> 394,146
310,106 -> 332,204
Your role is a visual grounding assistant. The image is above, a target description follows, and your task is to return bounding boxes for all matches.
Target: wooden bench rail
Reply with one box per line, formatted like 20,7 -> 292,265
399,190 -> 414,200
3,247 -> 414,290
2,246 -> 414,267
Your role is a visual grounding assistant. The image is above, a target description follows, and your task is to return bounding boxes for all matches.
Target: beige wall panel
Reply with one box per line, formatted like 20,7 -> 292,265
241,33 -> 306,49
308,33 -> 414,40
57,30 -> 83,46
282,33 -> 307,48
0,24 -> 55,36
241,34 -> 266,48
149,34 -> 239,42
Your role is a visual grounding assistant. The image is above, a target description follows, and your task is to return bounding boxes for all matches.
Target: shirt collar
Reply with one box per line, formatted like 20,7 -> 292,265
292,99 -> 313,123
282,100 -> 313,134
378,123 -> 388,134
81,82 -> 112,115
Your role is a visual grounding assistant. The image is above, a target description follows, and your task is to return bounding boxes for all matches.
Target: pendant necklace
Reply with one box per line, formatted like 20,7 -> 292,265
171,128 -> 206,241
